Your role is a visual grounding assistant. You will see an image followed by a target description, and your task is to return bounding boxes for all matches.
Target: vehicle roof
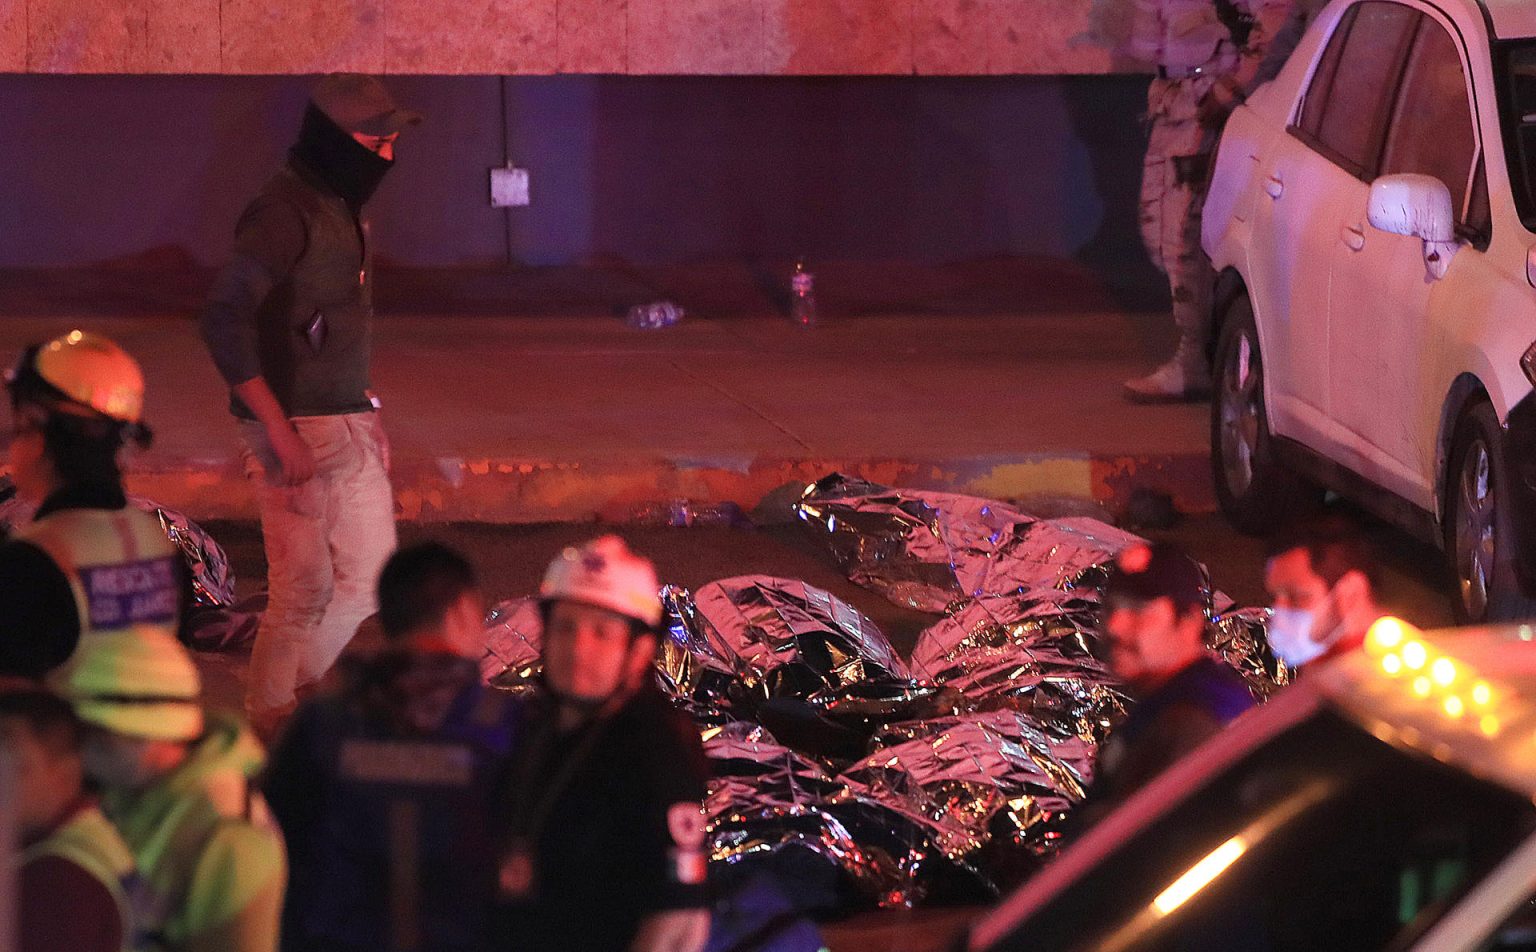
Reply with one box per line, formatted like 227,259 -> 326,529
1479,0 -> 1536,40
1309,622 -> 1536,800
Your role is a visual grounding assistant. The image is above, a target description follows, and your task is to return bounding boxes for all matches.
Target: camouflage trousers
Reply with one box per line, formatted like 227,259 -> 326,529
1139,76 -> 1221,346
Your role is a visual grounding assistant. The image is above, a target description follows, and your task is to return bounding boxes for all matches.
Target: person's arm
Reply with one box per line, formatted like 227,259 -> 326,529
0,541 -> 80,679
1208,0 -> 1305,116
199,198 -> 315,485
627,710 -> 711,952
180,816 -> 288,952
232,378 -> 315,485
1125,0 -> 1165,68
629,764 -> 711,952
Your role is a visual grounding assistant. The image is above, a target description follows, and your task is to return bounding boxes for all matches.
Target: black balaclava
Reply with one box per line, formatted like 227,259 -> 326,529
290,103 -> 394,213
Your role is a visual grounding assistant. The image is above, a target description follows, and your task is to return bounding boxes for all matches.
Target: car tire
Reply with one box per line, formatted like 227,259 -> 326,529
1444,401 -> 1536,622
1210,294 -> 1318,534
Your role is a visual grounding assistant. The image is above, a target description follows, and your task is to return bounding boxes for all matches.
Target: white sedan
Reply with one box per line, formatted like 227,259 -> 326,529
1201,0 -> 1536,621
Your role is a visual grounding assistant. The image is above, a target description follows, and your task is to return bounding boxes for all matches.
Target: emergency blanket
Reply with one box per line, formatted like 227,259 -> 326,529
482,477 -> 1285,909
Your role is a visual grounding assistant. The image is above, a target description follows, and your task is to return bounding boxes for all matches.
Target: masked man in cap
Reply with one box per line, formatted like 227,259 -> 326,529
494,536 -> 710,952
200,74 -> 422,737
1122,0 -> 1301,402
1075,542 -> 1254,829
0,332 -> 185,680
53,628 -> 286,952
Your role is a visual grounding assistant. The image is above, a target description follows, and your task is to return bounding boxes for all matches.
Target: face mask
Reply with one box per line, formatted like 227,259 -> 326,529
1267,606 -> 1343,668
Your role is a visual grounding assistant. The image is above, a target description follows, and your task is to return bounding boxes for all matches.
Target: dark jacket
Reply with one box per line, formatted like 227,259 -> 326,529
493,685 -> 710,952
1075,656 -> 1255,829
200,157 -> 375,421
264,649 -> 520,952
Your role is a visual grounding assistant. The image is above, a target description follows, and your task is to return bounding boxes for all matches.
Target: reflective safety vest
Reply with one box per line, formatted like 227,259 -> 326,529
19,805 -> 143,952
19,507 -> 180,643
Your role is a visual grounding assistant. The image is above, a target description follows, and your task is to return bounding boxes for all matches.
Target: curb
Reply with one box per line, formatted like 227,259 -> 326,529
116,451 -> 1216,524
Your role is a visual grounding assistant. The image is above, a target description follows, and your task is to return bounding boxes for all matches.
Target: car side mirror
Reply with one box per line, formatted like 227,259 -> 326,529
1368,173 -> 1459,280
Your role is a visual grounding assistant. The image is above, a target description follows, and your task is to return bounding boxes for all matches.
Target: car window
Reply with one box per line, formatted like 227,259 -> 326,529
1496,41 -> 1536,231
1297,2 -> 1420,177
1296,5 -> 1353,135
984,710 -> 1536,952
1382,18 -> 1478,224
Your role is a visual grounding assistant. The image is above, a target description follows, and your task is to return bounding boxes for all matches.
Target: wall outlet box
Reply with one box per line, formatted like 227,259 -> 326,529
490,166 -> 530,207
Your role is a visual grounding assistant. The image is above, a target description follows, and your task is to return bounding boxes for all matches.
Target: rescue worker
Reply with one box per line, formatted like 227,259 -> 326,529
1264,516 -> 1384,670
2,686 -> 141,952
199,73 -> 421,738
264,541 -> 520,952
0,331 -> 184,679
1076,542 -> 1254,828
53,628 -> 286,952
1122,0 -> 1301,402
494,536 -> 710,952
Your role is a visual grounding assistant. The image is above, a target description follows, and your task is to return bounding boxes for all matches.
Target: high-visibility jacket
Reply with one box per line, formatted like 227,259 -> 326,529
103,713 -> 287,952
19,506 -> 181,644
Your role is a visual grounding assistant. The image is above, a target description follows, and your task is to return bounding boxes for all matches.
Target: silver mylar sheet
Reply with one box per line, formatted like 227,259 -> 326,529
127,496 -> 238,608
481,597 -> 543,692
794,475 -> 1141,613
701,722 -> 942,908
692,576 -> 910,703
842,709 -> 1094,871
909,594 -> 1129,745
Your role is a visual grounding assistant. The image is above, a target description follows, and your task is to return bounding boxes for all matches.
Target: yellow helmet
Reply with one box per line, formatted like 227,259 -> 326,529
51,629 -> 203,742
10,330 -> 146,425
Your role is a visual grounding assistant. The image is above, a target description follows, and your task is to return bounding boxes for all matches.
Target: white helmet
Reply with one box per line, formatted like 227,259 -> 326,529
540,535 -> 662,628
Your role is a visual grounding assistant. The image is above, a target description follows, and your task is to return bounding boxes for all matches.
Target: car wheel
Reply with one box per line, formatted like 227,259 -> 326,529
1210,294 -> 1317,534
1445,401 -> 1536,622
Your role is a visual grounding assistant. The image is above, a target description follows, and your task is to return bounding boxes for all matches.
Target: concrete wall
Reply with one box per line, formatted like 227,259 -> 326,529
1,0 -> 1142,75
0,73 -> 1152,270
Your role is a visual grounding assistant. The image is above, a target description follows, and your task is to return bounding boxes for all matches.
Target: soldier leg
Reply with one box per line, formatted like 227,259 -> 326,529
1125,85 -> 1216,402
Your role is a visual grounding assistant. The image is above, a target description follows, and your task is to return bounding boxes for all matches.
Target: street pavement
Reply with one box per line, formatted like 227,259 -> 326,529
0,258 -> 1212,523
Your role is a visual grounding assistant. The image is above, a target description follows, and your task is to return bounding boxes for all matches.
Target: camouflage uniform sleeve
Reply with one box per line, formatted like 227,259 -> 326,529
1127,0 -> 1166,68
1233,0 -> 1306,96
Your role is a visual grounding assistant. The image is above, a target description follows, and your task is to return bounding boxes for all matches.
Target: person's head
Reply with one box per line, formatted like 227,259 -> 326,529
0,687 -> 87,838
538,536 -> 662,716
377,541 -> 486,658
1264,515 -> 1382,668
1101,543 -> 1211,692
51,629 -> 203,791
296,74 -> 421,208
5,331 -> 151,503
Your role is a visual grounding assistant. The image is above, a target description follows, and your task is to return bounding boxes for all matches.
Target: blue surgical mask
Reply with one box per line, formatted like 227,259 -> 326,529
1267,606 -> 1341,668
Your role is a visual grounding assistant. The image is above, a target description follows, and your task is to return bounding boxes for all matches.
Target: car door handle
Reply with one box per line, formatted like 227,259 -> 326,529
1341,223 -> 1366,251
1264,174 -> 1284,199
